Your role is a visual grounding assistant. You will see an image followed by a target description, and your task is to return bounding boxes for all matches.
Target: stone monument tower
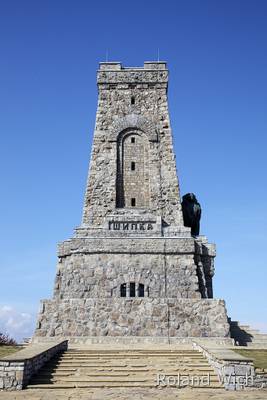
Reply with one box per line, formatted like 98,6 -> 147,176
35,62 -> 230,340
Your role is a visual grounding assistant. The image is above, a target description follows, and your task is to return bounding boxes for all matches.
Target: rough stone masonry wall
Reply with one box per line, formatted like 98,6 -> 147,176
53,251 -> 201,300
53,236 -> 215,301
35,298 -> 229,338
82,62 -> 185,229
34,235 -> 228,339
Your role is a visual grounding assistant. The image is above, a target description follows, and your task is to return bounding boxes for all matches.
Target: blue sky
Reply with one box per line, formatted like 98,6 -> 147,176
0,0 -> 266,340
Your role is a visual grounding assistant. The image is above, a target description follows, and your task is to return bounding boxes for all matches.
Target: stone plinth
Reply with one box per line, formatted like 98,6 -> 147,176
35,298 -> 229,339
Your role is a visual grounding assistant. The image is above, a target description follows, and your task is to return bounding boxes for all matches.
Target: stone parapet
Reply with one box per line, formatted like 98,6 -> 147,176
0,341 -> 67,390
193,342 -> 255,390
97,61 -> 168,86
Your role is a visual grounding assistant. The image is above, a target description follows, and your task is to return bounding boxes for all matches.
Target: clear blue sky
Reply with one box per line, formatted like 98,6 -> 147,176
0,0 -> 266,340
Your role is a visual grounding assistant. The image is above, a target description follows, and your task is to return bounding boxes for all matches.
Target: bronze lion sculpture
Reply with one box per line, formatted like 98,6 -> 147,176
182,193 -> 201,236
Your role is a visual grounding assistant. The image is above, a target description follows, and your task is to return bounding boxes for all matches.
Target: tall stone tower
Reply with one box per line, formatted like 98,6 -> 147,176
35,62 -> 229,340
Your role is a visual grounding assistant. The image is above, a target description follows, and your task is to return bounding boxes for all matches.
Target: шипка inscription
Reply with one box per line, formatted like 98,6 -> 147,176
108,221 -> 155,231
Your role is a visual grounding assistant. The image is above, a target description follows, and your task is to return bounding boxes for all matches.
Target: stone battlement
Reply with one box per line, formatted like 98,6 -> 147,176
99,61 -> 167,71
97,61 -> 168,85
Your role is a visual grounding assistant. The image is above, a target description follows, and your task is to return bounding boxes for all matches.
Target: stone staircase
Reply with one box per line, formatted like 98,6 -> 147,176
229,319 -> 267,348
27,348 -> 222,389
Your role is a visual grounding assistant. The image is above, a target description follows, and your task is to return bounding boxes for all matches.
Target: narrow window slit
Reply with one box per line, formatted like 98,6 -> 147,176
120,283 -> 126,297
119,282 -> 149,297
130,282 -> 135,297
138,283 -> 144,297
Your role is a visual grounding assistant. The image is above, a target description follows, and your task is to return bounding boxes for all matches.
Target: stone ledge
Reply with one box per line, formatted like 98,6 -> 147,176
193,341 -> 255,390
32,336 -> 234,346
0,341 -> 67,362
58,237 -> 197,257
203,348 -> 253,362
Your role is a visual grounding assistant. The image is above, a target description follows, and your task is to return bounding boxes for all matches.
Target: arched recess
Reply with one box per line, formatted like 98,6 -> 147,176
109,113 -> 158,142
116,129 -> 150,208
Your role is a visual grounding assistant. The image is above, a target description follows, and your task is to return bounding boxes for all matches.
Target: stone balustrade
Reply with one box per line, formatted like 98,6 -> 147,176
0,340 -> 67,390
193,341 -> 255,390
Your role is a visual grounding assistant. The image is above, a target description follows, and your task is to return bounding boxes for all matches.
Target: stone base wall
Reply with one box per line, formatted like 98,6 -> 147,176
54,252 -> 201,300
35,298 -> 230,338
54,235 -> 216,301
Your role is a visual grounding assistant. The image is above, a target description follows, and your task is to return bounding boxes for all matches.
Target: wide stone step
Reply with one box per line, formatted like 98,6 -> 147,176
63,349 -> 201,352
27,382 -> 222,389
56,360 -> 209,365
52,356 -> 209,362
31,371 -> 219,378
65,350 -> 200,353
66,351 -> 198,354
27,348 -> 221,390
51,358 -> 210,363
37,365 -> 218,376
43,365 -> 216,370
46,364 -> 211,370
32,374 -> 221,385
46,355 -> 209,360
43,361 -> 211,367
60,355 -> 205,359
61,354 -> 207,357
54,357 -> 211,364
30,377 -> 221,385
66,350 -> 204,357
31,377 -> 150,383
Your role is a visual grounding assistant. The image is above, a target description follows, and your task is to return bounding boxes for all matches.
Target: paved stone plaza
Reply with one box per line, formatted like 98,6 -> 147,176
0,387 -> 267,400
